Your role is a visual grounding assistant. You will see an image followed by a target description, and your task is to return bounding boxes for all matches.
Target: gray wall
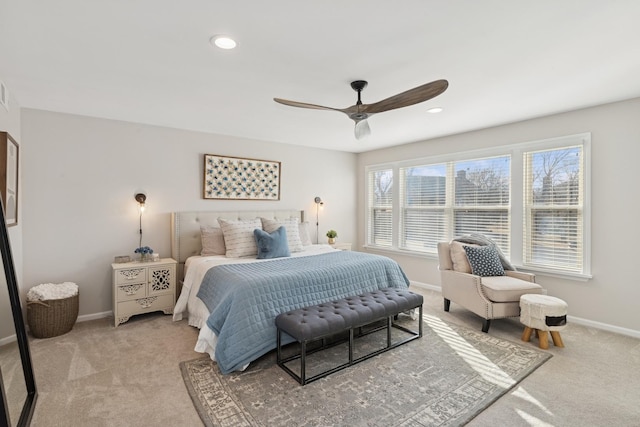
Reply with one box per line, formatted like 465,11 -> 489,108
10,96 -> 640,336
21,109 -> 357,318
357,97 -> 640,334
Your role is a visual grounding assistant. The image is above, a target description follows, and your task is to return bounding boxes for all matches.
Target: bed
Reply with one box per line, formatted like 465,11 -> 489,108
171,210 -> 410,374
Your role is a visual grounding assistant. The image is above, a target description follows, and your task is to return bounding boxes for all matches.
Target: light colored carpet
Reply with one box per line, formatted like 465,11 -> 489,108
0,340 -> 28,424
180,314 -> 550,426
28,314 -> 204,426
21,287 -> 640,426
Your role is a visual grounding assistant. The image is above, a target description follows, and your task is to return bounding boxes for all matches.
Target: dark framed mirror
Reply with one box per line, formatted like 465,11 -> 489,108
0,191 -> 37,425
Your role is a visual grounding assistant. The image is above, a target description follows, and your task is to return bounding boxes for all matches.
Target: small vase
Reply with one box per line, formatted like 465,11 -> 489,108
328,237 -> 336,245
139,254 -> 152,262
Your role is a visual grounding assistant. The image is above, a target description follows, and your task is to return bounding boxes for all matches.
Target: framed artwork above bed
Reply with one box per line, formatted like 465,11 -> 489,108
203,154 -> 281,200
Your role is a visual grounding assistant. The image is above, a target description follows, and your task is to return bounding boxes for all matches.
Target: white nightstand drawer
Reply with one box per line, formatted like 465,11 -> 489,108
116,294 -> 174,317
114,267 -> 147,285
115,283 -> 146,302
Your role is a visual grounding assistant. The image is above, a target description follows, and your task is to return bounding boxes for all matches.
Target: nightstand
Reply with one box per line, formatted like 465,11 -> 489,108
330,242 -> 352,251
111,258 -> 177,326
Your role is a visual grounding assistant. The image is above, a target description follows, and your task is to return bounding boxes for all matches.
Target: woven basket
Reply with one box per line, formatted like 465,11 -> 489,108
27,293 -> 79,338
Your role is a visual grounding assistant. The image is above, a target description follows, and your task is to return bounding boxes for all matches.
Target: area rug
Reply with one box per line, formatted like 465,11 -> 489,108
180,314 -> 551,427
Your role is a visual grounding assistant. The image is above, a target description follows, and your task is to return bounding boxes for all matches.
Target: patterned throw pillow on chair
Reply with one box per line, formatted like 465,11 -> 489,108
463,245 -> 505,277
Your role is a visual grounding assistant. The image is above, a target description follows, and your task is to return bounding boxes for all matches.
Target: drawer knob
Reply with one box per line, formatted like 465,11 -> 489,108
136,296 -> 158,308
120,269 -> 144,280
120,284 -> 143,295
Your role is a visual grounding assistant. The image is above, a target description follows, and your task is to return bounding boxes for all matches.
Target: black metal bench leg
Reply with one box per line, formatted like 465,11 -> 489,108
387,316 -> 392,348
349,329 -> 354,364
277,328 -> 282,363
300,341 -> 307,385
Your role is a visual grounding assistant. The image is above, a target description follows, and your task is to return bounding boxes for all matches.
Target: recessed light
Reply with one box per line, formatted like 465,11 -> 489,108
210,35 -> 237,50
427,107 -> 443,114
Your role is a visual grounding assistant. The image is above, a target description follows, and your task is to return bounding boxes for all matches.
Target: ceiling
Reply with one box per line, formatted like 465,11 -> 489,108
1,1 -> 639,153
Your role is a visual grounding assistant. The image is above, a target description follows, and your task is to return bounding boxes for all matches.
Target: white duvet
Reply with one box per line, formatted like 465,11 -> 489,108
172,244 -> 339,360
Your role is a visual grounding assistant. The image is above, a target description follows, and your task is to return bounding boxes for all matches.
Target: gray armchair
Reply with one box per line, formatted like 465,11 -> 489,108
437,241 -> 544,332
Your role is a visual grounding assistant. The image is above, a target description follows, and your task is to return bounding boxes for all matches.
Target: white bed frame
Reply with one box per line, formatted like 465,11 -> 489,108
170,209 -> 304,280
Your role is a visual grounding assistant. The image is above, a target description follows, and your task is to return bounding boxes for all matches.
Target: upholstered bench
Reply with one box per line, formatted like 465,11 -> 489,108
275,288 -> 423,385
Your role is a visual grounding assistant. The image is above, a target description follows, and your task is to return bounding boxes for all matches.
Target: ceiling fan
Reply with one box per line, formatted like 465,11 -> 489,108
274,79 -> 448,140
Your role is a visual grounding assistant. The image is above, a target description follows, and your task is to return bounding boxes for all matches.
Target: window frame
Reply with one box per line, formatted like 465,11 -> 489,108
364,133 -> 591,280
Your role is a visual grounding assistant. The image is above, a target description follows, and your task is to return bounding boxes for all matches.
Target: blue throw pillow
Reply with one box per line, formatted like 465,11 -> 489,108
254,226 -> 291,259
463,245 -> 505,277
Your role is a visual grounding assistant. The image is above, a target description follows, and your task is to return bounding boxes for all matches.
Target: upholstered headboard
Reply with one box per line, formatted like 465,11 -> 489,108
170,210 -> 304,279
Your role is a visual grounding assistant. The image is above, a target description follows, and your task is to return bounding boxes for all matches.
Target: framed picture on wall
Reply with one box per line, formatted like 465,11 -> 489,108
203,154 -> 281,200
0,132 -> 18,226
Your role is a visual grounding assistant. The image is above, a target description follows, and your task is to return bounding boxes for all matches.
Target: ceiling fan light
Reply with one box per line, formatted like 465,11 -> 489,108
427,107 -> 443,113
210,35 -> 237,50
354,120 -> 371,140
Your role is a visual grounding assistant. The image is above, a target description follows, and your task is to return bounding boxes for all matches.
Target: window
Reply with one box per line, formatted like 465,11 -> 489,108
452,156 -> 511,255
397,156 -> 510,254
365,134 -> 590,277
524,145 -> 584,272
367,168 -> 393,248
399,164 -> 447,252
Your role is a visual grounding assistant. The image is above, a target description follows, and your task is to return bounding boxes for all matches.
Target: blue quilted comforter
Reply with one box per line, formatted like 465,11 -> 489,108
196,251 -> 410,374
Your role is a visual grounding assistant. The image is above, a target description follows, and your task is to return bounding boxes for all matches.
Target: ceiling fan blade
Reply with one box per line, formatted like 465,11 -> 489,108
354,119 -> 371,140
273,98 -> 344,113
362,79 -> 448,114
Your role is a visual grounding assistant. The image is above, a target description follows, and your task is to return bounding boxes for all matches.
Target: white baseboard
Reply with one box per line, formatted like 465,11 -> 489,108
567,315 -> 640,339
408,280 -> 640,339
410,280 -> 441,292
77,311 -> 112,323
0,334 -> 16,346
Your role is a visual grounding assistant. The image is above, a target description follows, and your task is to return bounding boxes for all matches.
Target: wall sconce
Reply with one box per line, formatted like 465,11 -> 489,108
135,192 -> 146,212
135,192 -> 147,248
314,196 -> 324,244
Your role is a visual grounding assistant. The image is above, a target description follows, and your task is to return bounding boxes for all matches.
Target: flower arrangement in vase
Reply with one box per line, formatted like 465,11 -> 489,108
134,246 -> 154,262
326,230 -> 338,245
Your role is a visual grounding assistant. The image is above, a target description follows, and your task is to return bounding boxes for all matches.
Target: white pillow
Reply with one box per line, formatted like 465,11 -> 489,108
298,221 -> 312,246
260,217 -> 304,252
200,226 -> 226,256
217,218 -> 261,258
449,241 -> 478,274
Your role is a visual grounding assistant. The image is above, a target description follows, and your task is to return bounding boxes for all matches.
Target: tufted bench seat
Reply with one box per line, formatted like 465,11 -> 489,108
275,288 -> 423,385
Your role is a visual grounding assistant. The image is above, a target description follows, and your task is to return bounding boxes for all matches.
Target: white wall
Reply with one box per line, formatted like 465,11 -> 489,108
21,109 -> 357,318
0,84 -> 24,340
357,97 -> 640,334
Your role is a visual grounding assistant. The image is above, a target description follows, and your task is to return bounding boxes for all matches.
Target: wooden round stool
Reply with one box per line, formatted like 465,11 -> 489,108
520,294 -> 568,349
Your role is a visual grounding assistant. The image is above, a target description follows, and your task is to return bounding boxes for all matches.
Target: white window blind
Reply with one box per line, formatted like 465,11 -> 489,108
399,164 -> 447,252
524,145 -> 583,272
367,169 -> 393,247
453,156 -> 511,256
397,156 -> 510,254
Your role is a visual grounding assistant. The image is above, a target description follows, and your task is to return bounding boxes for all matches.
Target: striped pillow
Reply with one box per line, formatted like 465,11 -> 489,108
217,218 -> 261,258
